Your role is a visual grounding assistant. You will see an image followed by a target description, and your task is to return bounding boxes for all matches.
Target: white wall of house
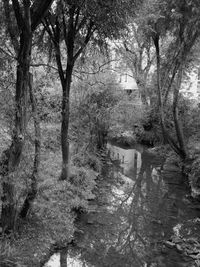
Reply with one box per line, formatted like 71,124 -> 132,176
181,68 -> 199,99
118,72 -> 138,90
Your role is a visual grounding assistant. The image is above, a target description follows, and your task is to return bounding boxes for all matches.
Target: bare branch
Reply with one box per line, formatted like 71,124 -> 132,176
43,14 -> 65,85
73,21 -> 95,62
30,63 -> 58,71
0,47 -> 16,60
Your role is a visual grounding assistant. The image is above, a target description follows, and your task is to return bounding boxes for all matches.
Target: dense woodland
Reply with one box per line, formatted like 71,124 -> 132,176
1,0 -> 200,266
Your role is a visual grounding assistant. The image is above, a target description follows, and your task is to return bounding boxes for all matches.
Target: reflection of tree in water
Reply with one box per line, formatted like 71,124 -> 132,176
70,149 -> 198,267
112,151 -> 166,267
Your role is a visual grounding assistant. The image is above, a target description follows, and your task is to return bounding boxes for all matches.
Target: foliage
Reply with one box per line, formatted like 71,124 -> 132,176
179,99 -> 200,140
114,20 -> 155,105
187,136 -> 200,194
0,35 -> 15,132
0,129 -> 99,266
110,91 -> 144,132
70,69 -> 120,151
137,105 -> 161,144
1,0 -> 200,265
134,0 -> 200,159
41,0 -> 136,180
40,123 -> 60,151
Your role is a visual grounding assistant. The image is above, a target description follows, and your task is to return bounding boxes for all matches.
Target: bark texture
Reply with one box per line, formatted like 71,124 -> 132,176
20,73 -> 41,218
60,64 -> 73,180
1,0 -> 53,233
1,1 -> 32,232
153,33 -> 187,161
172,69 -> 187,160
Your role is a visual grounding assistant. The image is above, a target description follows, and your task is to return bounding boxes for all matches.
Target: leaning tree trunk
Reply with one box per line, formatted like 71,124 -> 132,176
60,64 -> 73,181
20,73 -> 41,218
153,34 -> 187,160
0,0 -> 53,233
1,30 -> 32,233
172,69 -> 187,160
153,34 -> 167,141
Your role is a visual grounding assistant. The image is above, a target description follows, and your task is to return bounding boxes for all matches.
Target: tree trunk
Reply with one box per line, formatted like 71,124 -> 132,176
60,64 -> 73,180
20,73 -> 41,218
153,34 -> 167,140
1,29 -> 32,233
153,34 -> 187,160
172,69 -> 187,160
1,0 -> 53,233
136,81 -> 148,106
60,248 -> 68,267
1,180 -> 16,234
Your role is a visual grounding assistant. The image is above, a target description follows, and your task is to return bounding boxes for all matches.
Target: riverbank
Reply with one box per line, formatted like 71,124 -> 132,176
186,138 -> 200,198
147,138 -> 200,201
108,129 -> 155,147
0,123 -> 99,267
2,131 -> 200,267
111,129 -> 200,200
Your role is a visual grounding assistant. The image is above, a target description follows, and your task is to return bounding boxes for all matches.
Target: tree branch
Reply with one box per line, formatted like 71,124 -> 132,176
30,63 -> 58,71
12,0 -> 25,29
31,0 -> 54,31
74,21 -> 95,62
43,16 -> 65,86
2,0 -> 19,53
0,47 -> 16,60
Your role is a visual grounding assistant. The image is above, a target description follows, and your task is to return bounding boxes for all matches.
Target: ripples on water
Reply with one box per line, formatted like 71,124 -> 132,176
46,143 -> 200,267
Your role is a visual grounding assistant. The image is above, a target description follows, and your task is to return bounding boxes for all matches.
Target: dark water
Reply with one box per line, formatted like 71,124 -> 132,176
46,144 -> 200,267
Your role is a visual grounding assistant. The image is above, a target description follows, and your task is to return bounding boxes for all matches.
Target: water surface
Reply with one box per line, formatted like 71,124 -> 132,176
46,143 -> 200,267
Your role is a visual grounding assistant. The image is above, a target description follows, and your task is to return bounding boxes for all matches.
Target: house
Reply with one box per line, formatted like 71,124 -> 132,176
181,67 -> 200,101
118,72 -> 140,98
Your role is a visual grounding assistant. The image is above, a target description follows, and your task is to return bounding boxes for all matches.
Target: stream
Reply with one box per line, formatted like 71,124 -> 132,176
45,143 -> 200,267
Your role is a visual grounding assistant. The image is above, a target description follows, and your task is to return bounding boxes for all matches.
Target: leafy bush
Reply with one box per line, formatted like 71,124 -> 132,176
189,157 -> 200,192
36,90 -> 61,122
0,239 -> 21,267
136,106 -> 163,145
41,124 -> 60,151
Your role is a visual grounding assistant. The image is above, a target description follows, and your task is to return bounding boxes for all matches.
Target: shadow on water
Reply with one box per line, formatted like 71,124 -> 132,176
45,143 -> 200,267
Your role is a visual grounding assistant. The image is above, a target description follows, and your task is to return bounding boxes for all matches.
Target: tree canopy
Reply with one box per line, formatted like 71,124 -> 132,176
1,1 -> 200,266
